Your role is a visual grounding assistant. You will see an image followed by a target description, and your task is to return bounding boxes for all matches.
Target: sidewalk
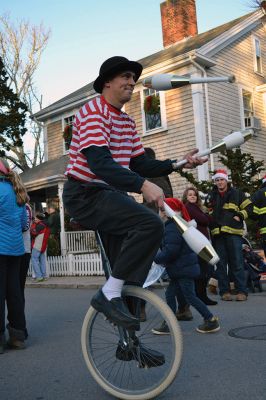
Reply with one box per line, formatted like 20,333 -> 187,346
26,276 -> 106,289
25,276 -> 168,289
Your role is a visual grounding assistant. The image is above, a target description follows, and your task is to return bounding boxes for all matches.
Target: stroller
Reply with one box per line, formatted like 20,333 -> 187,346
242,237 -> 266,293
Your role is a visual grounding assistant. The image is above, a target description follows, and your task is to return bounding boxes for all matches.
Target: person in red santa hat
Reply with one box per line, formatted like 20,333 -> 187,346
251,174 -> 266,258
151,197 -> 220,335
205,169 -> 253,301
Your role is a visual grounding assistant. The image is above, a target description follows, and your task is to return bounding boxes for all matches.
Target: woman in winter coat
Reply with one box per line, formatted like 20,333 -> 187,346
151,197 -> 220,335
0,158 -> 28,353
183,186 -> 217,305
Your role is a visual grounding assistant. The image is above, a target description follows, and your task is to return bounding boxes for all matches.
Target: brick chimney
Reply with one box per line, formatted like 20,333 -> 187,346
160,0 -> 198,48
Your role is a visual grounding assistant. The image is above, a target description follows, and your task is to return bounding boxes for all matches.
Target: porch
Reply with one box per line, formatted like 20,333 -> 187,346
20,156 -> 105,276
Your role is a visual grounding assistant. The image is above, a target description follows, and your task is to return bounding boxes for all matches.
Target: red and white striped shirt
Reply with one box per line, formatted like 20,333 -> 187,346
65,96 -> 144,184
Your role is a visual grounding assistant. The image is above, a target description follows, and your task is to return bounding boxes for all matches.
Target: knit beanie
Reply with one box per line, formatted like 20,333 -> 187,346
262,175 -> 266,184
164,198 -> 191,222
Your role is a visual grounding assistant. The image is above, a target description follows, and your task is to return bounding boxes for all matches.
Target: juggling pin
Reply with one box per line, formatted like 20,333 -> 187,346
163,201 -> 219,266
143,74 -> 235,91
174,128 -> 253,168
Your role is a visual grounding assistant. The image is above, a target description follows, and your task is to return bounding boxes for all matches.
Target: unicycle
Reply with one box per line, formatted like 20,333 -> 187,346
81,232 -> 183,400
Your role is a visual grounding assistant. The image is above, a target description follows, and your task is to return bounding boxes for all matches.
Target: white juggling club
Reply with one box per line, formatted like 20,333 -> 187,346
163,201 -> 219,266
174,128 -> 254,168
143,74 -> 235,91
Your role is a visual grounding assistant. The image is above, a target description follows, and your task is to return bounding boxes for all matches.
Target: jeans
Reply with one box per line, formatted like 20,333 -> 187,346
0,255 -> 26,334
214,234 -> 247,295
166,278 -> 213,320
31,249 -> 46,279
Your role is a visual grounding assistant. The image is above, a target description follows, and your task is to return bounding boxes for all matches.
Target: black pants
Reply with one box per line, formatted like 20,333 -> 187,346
0,255 -> 26,334
261,234 -> 266,258
63,179 -> 164,285
20,253 -> 31,307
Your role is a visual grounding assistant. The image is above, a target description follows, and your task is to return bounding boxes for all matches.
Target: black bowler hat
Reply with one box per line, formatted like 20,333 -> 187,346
93,56 -> 143,94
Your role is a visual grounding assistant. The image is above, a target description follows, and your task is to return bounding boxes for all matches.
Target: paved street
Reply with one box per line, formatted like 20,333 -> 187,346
0,285 -> 266,400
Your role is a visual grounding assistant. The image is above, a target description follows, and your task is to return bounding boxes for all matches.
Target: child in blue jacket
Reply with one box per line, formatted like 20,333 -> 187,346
152,197 -> 220,334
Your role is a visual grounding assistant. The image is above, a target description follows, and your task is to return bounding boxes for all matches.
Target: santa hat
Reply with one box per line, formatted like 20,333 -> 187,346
262,175 -> 266,184
212,169 -> 228,181
0,158 -> 10,176
164,198 -> 191,222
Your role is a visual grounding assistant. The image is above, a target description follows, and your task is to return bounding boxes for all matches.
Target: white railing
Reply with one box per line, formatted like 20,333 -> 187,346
28,253 -> 104,276
65,230 -> 98,254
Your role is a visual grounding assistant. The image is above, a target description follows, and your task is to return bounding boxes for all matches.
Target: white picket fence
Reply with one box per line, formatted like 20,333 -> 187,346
28,253 -> 104,277
65,230 -> 98,253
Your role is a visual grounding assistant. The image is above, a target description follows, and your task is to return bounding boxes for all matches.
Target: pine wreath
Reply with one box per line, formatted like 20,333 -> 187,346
144,95 -> 160,115
63,124 -> 72,142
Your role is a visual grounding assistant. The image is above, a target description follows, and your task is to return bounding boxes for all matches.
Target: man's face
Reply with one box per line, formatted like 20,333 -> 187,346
214,178 -> 228,192
105,71 -> 136,104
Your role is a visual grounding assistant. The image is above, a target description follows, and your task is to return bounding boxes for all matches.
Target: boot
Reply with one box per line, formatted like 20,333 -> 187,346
0,333 -> 6,354
176,305 -> 193,321
208,278 -> 218,295
7,324 -> 26,350
195,278 -> 218,306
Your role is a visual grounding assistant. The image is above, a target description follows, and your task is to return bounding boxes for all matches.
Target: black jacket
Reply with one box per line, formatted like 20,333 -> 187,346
251,183 -> 266,235
154,220 -> 200,280
205,185 -> 252,237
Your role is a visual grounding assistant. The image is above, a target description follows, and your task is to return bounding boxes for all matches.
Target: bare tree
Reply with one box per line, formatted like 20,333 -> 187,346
247,0 -> 266,12
0,13 -> 51,171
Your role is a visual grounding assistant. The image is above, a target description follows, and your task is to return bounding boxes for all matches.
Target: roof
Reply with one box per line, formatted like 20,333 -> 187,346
20,155 -> 69,191
34,12 -> 254,121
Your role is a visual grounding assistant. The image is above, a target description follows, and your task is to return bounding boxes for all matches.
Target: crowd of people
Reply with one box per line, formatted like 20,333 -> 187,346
1,55 -> 265,357
62,55 -> 265,349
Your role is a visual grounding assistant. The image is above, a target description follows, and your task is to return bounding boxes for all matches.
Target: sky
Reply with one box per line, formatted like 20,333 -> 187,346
3,0 -> 257,109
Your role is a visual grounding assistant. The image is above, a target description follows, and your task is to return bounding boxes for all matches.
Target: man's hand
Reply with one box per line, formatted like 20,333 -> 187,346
141,180 -> 164,209
182,148 -> 208,169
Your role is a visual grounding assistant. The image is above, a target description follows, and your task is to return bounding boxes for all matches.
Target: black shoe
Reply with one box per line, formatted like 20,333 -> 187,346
196,317 -> 220,334
116,342 -> 165,368
202,298 -> 218,306
91,290 -> 140,330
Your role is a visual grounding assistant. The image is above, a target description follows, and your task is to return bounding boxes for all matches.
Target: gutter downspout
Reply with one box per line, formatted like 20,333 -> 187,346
189,56 -> 214,175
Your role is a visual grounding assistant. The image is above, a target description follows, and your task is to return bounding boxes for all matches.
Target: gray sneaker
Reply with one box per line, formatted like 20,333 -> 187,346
196,316 -> 220,333
151,321 -> 170,335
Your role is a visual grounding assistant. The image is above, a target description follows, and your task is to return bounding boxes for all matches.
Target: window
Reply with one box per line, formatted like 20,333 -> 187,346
63,115 -> 74,152
242,89 -> 254,128
253,37 -> 263,75
143,89 -> 163,132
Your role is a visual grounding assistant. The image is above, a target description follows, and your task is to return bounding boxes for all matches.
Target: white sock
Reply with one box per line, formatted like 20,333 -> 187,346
102,276 -> 125,300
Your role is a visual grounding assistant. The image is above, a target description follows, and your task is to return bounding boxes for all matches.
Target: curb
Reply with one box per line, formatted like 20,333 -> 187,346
25,281 -> 168,290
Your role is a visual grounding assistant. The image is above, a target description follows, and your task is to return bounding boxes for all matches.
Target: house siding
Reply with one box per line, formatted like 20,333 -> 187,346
47,120 -> 63,160
204,25 -> 266,171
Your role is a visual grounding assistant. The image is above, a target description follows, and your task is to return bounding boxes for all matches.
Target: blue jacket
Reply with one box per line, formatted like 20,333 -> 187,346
154,219 -> 200,280
0,179 -> 27,256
